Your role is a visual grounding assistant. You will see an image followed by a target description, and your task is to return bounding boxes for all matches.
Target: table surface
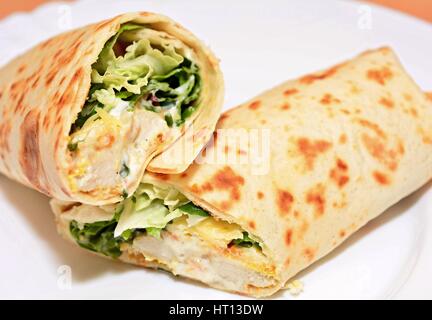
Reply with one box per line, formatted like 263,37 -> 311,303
0,0 -> 432,22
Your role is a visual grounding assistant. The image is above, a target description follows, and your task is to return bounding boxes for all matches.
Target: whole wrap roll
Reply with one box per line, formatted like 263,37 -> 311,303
0,12 -> 223,205
52,47 -> 432,297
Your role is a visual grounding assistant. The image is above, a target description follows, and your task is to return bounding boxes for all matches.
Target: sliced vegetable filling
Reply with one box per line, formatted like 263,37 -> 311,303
69,22 -> 201,145
69,183 -> 262,258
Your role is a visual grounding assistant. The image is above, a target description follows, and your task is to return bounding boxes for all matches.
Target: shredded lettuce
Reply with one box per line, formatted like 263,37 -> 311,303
69,208 -> 124,258
70,23 -> 201,136
178,202 -> 209,217
230,232 -> 262,250
69,183 -> 260,258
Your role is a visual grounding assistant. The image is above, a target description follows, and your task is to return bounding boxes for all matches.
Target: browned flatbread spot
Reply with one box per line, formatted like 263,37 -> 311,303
257,191 -> 264,199
283,88 -> 299,96
17,65 -> 27,74
0,119 -> 12,153
277,190 -> 294,216
339,134 -> 347,144
300,64 -> 340,85
361,134 -> 402,171
367,66 -> 393,85
417,127 -> 432,144
379,97 -> 394,108
356,118 -> 386,138
372,171 -> 391,185
320,93 -> 341,105
248,100 -> 261,110
409,108 -> 418,117
296,137 -> 332,170
285,229 -> 293,246
329,158 -> 350,188
280,102 -> 290,110
248,221 -> 256,230
306,184 -> 326,217
304,247 -> 315,261
213,166 -> 245,201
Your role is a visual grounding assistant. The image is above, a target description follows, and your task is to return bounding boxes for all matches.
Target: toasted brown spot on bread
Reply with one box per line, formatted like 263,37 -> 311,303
212,166 -> 244,201
330,158 -> 350,188
373,171 -> 391,185
31,75 -> 41,89
19,110 -> 48,194
361,134 -> 401,171
304,248 -> 315,261
409,108 -> 418,117
306,184 -> 326,217
285,229 -> 293,246
248,100 -> 261,110
180,172 -> 188,178
193,167 -> 244,211
320,93 -> 341,105
297,138 -> 332,170
426,92 -> 432,101
0,120 -> 12,153
367,66 -> 393,85
339,134 -> 347,144
248,221 -> 256,230
257,191 -> 264,199
71,67 -> 84,84
277,190 -> 294,216
356,118 -> 386,139
283,88 -> 299,96
280,102 -> 291,110
403,93 -> 413,102
201,182 -> 214,193
379,97 -> 394,108
17,65 -> 27,74
339,230 -> 346,238
300,65 -> 340,85
417,127 -> 432,144
218,201 -> 231,211
53,48 -> 63,59
45,70 -> 56,86
156,133 -> 164,143
218,113 -> 229,125
340,109 -> 351,115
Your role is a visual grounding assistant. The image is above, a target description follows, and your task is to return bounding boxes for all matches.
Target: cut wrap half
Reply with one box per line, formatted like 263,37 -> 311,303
0,12 -> 223,205
51,48 -> 432,297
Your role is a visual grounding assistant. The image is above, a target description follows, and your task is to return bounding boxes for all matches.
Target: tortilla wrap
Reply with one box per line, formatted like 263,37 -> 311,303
51,47 -> 432,297
0,12 -> 223,205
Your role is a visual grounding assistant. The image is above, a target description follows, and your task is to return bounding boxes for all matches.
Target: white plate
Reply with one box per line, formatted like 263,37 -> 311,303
0,0 -> 431,299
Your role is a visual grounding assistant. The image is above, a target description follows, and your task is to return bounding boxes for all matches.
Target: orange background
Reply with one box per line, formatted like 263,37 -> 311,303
0,0 -> 431,22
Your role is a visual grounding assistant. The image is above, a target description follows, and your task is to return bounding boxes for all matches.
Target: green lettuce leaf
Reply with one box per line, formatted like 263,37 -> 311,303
70,184 -> 261,259
178,202 -> 209,217
230,232 -> 262,250
70,23 -> 201,137
70,218 -> 122,258
113,198 -> 183,237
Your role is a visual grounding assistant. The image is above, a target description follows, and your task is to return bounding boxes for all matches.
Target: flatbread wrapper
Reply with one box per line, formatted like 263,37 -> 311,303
0,12 -> 223,205
52,47 -> 432,297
